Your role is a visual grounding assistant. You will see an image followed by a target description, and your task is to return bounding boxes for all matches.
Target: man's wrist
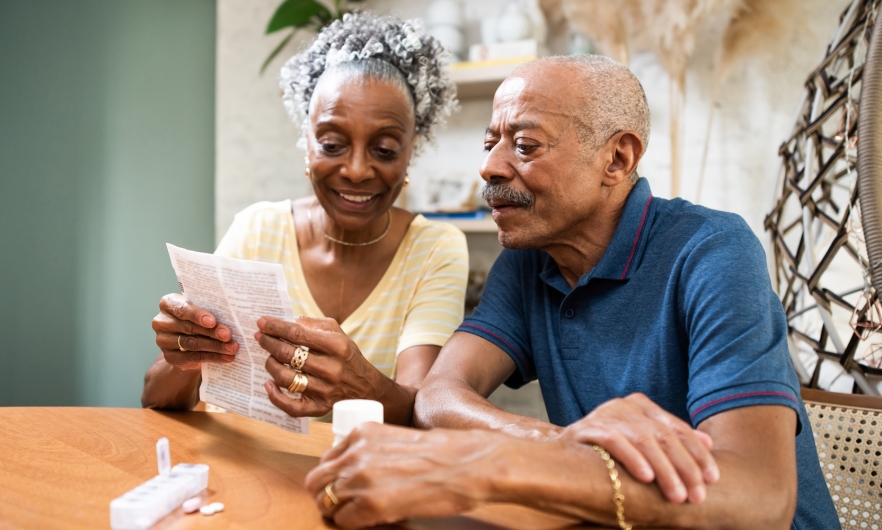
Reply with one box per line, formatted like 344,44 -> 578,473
504,416 -> 564,441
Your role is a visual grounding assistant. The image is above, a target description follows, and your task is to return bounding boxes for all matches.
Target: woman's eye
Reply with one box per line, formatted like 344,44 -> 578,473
320,143 -> 344,155
375,147 -> 398,159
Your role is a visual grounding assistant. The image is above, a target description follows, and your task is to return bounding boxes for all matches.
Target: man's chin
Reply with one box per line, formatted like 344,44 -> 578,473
497,227 -> 538,250
493,208 -> 542,249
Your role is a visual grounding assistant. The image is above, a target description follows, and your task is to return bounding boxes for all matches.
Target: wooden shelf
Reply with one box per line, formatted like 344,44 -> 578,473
449,58 -> 532,100
445,218 -> 498,233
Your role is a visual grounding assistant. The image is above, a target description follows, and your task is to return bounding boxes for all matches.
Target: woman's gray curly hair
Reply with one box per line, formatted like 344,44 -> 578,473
279,12 -> 458,152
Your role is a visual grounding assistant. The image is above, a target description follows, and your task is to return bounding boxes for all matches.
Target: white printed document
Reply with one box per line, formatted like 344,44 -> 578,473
166,244 -> 309,435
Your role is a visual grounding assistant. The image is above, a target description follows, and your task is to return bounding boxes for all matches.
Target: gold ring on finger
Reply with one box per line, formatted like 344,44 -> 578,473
177,335 -> 188,352
287,345 -> 309,371
287,371 -> 308,394
322,482 -> 340,511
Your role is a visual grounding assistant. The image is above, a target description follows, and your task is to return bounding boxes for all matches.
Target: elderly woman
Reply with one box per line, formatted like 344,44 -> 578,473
141,13 -> 466,426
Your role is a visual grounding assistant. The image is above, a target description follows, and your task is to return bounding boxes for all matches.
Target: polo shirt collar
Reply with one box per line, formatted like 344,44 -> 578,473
539,178 -> 654,292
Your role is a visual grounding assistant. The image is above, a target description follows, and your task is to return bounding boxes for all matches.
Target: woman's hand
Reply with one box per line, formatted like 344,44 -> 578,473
257,315 -> 395,419
559,392 -> 719,504
151,293 -> 239,370
304,422 -> 499,529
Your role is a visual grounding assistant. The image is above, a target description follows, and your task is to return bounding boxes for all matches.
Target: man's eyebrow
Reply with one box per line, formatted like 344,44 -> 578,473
485,120 -> 546,136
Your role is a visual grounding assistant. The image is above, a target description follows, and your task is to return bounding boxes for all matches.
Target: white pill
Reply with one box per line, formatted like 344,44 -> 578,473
182,497 -> 202,514
199,505 -> 216,516
208,502 -> 224,513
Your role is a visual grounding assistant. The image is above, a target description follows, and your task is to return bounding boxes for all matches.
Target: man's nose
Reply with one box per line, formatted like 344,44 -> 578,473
479,141 -> 513,183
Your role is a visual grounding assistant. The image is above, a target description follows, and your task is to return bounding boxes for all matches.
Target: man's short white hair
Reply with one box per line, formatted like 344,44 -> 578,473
531,55 -> 651,182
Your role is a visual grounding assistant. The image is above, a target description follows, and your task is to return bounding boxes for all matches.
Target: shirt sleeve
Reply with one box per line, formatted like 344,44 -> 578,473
396,224 -> 469,353
214,206 -> 261,259
682,222 -> 802,430
458,249 -> 535,388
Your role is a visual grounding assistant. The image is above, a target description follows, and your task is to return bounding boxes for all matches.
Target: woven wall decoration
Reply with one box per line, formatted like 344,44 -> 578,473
766,0 -> 882,396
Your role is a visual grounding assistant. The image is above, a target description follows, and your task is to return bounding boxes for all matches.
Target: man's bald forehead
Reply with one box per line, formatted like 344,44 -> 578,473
505,62 -> 590,111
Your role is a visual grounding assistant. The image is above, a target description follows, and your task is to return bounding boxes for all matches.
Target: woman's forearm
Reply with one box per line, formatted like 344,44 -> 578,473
141,354 -> 201,410
373,377 -> 419,426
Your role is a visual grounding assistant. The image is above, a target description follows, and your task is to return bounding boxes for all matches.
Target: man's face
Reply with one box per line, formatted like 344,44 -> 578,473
481,64 -> 608,249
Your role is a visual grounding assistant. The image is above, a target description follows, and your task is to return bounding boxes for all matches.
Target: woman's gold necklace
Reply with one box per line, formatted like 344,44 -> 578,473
307,199 -> 391,247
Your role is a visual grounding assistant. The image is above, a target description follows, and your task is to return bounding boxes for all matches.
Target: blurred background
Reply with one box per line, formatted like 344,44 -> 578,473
0,0 -> 846,409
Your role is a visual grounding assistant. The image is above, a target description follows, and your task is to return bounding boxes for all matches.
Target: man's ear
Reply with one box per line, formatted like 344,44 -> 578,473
602,131 -> 644,186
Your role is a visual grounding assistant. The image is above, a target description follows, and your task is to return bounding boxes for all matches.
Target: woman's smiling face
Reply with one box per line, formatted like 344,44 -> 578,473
306,74 -> 417,234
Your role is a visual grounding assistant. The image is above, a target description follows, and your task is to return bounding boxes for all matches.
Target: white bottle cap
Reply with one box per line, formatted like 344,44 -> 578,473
332,400 -> 384,447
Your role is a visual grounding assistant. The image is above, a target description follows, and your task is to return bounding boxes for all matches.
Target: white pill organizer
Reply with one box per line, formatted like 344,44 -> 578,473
110,437 -> 210,530
110,463 -> 209,529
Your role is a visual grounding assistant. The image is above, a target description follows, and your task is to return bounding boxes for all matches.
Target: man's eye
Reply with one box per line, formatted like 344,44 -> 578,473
516,144 -> 537,154
483,141 -> 496,152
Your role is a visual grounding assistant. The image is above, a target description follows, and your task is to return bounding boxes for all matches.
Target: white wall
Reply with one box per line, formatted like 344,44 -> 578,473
217,0 -> 845,246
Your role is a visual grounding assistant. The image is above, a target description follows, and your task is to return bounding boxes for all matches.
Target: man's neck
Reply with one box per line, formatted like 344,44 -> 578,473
540,185 -> 631,288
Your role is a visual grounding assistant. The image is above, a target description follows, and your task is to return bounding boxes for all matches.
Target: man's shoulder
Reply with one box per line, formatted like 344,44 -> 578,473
409,215 -> 468,248
648,197 -> 757,251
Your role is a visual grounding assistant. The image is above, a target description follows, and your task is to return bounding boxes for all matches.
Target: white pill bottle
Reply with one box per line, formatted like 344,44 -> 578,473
332,399 -> 384,447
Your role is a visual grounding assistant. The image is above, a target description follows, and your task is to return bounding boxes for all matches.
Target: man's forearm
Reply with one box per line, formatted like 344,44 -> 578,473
486,438 -> 796,530
414,377 -> 561,440
141,354 -> 201,410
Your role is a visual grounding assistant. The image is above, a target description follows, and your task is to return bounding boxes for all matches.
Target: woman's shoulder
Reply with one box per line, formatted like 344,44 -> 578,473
233,199 -> 293,223
406,214 -> 467,248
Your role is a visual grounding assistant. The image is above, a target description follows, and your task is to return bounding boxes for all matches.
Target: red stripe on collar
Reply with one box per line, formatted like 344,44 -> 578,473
620,194 -> 653,280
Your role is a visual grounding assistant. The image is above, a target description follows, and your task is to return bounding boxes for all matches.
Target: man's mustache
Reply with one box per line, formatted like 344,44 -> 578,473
480,181 -> 535,208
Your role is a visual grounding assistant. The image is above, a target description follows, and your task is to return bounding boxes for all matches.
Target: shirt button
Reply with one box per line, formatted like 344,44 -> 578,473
564,309 -> 575,319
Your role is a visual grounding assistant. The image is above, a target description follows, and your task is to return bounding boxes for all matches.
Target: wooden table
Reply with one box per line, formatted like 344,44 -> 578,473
0,408 -> 602,529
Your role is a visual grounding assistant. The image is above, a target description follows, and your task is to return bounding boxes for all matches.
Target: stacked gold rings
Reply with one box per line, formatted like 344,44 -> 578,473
287,371 -> 308,394
322,482 -> 340,511
287,345 -> 309,371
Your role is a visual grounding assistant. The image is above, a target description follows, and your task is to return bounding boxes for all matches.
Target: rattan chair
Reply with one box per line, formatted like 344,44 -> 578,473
802,388 -> 882,529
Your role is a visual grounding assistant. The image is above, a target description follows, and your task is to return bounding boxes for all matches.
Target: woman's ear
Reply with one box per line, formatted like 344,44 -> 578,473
603,131 -> 644,186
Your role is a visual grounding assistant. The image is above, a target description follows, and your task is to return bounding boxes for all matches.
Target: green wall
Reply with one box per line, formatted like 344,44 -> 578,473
0,1 -> 217,407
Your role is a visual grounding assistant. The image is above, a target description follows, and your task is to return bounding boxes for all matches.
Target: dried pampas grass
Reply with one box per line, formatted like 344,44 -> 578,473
632,0 -> 743,197
695,0 -> 805,202
719,0 -> 804,77
560,0 -> 639,64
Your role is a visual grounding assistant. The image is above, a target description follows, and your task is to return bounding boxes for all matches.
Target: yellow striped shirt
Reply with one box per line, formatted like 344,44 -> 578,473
214,200 -> 469,378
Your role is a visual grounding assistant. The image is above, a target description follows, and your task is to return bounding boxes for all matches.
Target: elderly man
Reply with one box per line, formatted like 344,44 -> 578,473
304,55 -> 839,530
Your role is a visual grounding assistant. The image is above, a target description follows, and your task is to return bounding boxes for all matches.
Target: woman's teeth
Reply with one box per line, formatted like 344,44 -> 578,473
339,193 -> 373,203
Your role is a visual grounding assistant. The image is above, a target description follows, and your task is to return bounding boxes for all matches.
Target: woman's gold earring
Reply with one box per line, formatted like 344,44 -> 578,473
304,156 -> 310,179
403,175 -> 410,187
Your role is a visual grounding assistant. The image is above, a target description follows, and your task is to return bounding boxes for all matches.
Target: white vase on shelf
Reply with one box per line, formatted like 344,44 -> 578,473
426,0 -> 464,29
480,17 -> 498,45
429,25 -> 465,60
496,3 -> 532,43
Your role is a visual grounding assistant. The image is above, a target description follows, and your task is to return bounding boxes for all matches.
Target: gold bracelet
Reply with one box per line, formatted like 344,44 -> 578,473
592,445 -> 632,530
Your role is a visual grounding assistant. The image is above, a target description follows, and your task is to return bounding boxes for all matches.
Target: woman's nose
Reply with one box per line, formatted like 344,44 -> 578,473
341,149 -> 372,183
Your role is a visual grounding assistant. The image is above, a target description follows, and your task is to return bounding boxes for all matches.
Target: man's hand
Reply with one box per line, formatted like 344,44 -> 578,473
305,423 -> 503,529
560,393 -> 719,504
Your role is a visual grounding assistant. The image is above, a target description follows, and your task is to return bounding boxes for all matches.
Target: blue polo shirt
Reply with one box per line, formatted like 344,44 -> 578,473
459,178 -> 839,530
